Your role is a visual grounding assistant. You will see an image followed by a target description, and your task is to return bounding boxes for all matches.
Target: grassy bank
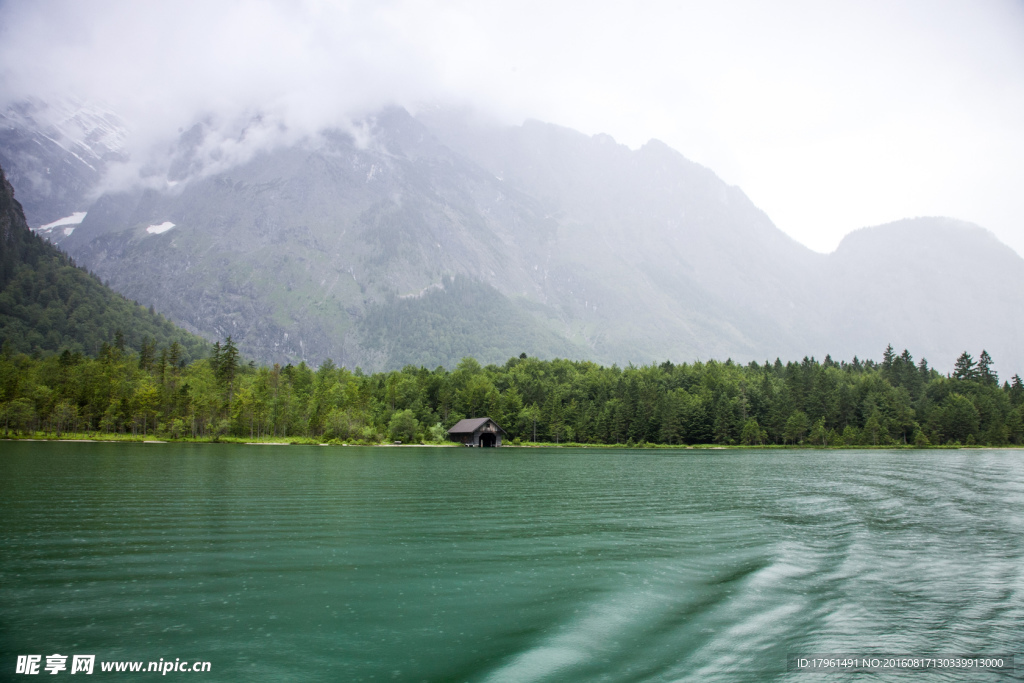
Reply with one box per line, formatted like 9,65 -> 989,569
2,432 -> 1009,449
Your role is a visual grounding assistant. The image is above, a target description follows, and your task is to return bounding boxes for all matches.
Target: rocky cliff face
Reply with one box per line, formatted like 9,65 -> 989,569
5,102 -> 1024,374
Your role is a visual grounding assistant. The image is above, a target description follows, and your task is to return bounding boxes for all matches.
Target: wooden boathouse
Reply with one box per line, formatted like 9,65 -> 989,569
447,417 -> 505,447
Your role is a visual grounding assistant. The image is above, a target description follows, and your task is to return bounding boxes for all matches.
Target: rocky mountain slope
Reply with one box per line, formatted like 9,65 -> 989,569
0,162 -> 207,360
4,101 -> 1023,374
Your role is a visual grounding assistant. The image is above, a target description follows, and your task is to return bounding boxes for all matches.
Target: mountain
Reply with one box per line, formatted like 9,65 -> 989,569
4,101 -> 1024,374
0,163 -> 207,361
415,111 -> 1024,374
54,107 -> 821,369
49,109 -> 597,369
416,108 -> 825,357
0,99 -> 130,241
814,217 -> 1024,373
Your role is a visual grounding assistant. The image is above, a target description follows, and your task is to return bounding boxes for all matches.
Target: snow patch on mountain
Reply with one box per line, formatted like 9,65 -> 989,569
37,211 -> 87,232
146,222 -> 175,234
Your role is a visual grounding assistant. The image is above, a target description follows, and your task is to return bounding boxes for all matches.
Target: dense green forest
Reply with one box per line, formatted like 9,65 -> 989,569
2,340 -> 1022,447
0,166 -> 208,361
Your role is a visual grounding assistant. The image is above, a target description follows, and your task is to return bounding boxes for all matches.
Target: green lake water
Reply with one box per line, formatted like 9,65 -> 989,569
1,442 -> 1021,681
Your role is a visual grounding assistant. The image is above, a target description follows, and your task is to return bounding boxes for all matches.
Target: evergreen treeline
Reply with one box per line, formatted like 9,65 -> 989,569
2,340 -> 1023,447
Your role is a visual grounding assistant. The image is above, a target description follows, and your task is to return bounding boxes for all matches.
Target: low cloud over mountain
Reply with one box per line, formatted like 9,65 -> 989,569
3,102 -> 1023,375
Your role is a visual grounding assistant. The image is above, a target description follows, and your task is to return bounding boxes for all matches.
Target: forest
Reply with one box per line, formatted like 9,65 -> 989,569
2,338 -> 1023,448
0,168 -> 207,363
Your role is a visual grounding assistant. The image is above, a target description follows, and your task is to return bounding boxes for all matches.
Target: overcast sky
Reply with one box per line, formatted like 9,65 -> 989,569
2,0 -> 1022,255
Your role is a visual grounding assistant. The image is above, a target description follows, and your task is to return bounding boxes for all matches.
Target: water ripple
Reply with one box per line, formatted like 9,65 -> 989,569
1,444 -> 1021,682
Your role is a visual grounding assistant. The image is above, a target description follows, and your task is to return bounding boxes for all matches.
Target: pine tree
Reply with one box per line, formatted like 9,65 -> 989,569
167,341 -> 182,369
881,344 -> 895,382
917,357 -> 930,381
138,337 -> 156,371
1010,375 -> 1024,406
157,349 -> 168,386
218,337 -> 240,402
953,352 -> 977,382
210,341 -> 222,378
977,350 -> 998,386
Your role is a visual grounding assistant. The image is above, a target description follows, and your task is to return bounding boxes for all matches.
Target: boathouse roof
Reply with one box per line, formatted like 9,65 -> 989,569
448,417 -> 505,434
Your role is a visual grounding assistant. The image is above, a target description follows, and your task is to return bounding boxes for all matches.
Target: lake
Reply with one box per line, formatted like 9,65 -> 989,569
1,442 -> 1021,681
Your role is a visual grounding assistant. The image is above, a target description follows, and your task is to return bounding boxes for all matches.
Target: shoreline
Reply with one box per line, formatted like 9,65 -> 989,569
1,435 -> 1016,450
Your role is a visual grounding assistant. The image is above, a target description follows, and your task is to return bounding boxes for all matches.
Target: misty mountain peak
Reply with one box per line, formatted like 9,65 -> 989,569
4,100 -> 1024,374
365,106 -> 448,161
0,98 -> 130,227
835,217 -> 1018,263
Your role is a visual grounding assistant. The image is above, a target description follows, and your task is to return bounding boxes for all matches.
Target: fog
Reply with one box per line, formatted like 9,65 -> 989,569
2,0 -> 1023,255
